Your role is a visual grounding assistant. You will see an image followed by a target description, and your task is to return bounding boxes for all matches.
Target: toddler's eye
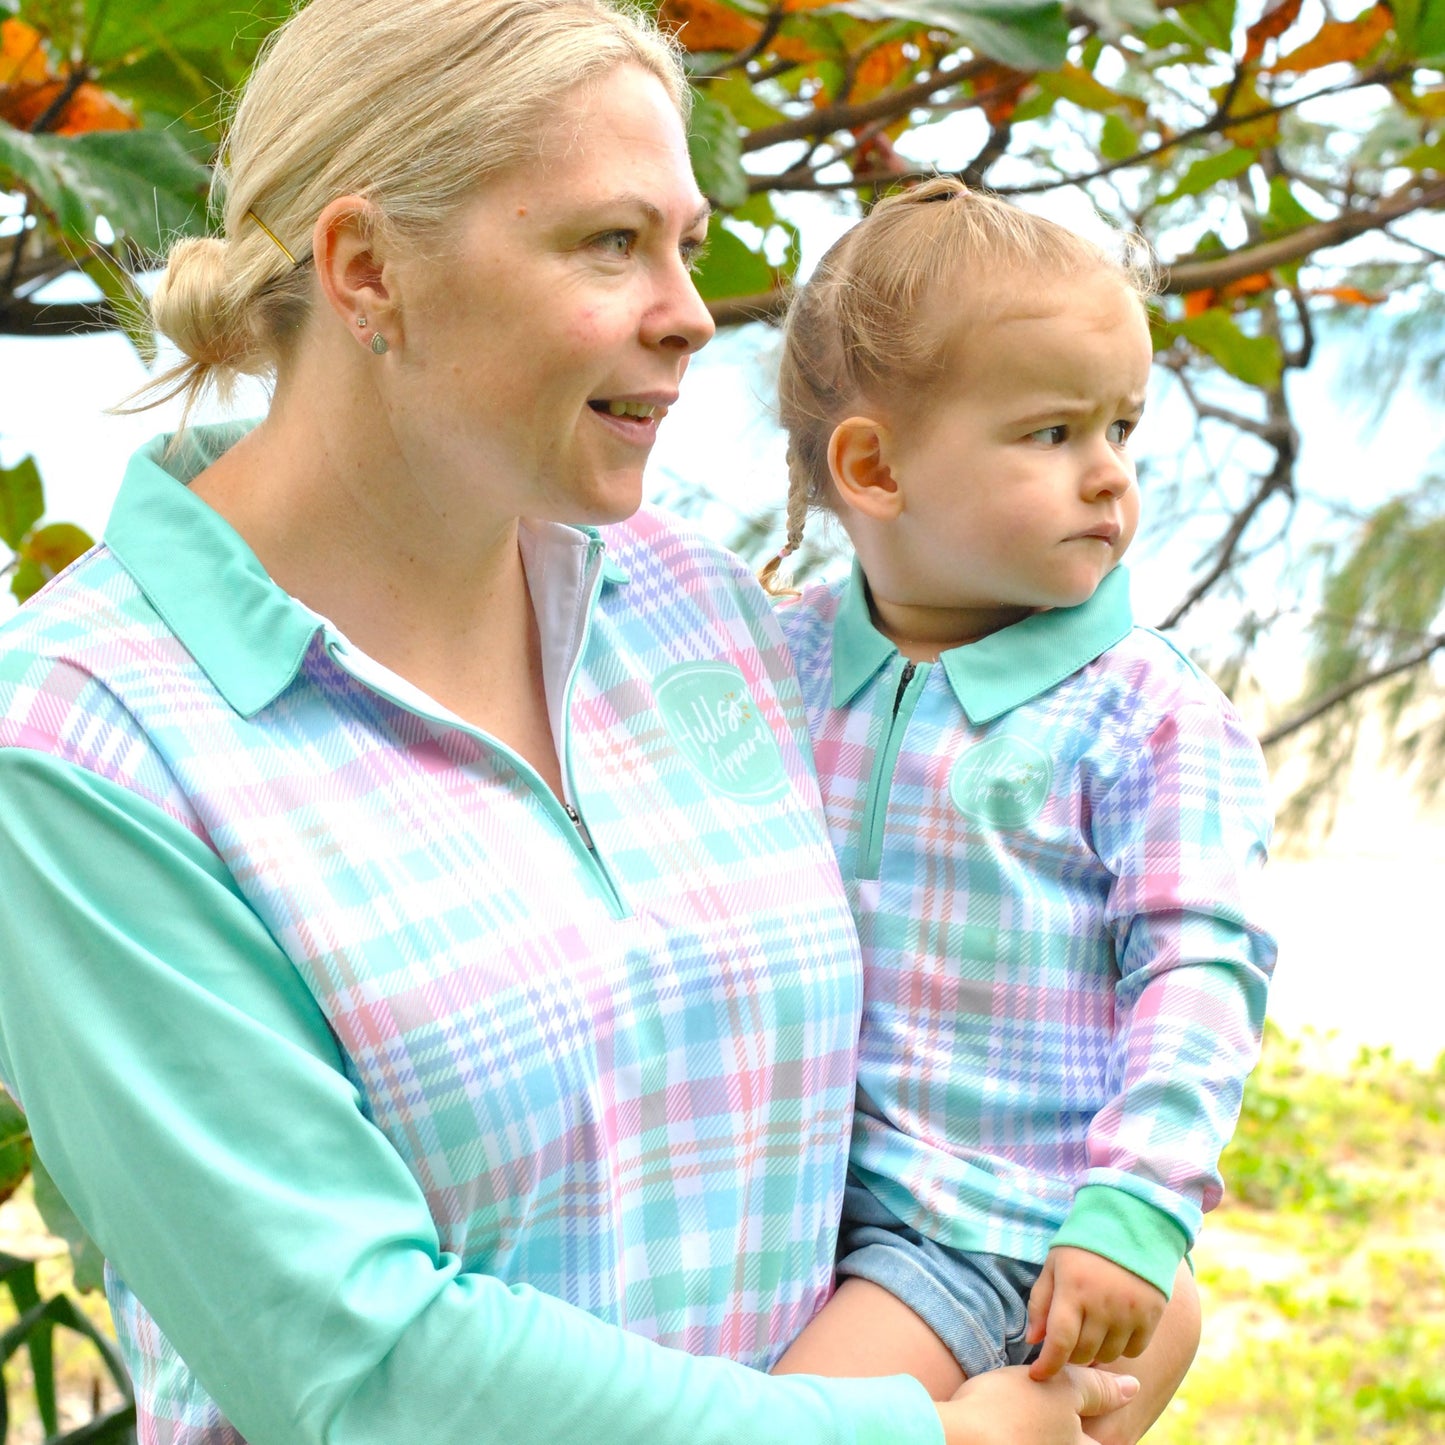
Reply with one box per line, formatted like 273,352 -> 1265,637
1030,425 -> 1068,446
1108,419 -> 1136,444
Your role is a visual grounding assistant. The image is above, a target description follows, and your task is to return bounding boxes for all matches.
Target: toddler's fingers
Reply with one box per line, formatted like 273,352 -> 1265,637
1091,1323 -> 1133,1365
1025,1264 -> 1055,1346
1068,1316 -> 1109,1367
1028,1306 -> 1080,1381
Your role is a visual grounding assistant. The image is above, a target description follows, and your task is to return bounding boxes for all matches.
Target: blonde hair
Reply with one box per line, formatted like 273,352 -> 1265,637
144,0 -> 686,416
762,176 -> 1156,591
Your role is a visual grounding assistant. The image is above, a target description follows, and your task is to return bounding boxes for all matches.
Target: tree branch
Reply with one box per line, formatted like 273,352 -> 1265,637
692,10 -> 785,79
742,57 -> 988,152
707,291 -> 786,327
0,298 -> 119,336
1164,176 -> 1445,293
1259,634 -> 1445,748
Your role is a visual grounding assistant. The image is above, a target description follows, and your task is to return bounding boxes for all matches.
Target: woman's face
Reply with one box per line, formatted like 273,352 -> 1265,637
388,64 -> 715,529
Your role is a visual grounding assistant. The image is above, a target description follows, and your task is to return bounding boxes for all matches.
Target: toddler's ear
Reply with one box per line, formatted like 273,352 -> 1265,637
827,416 -> 903,522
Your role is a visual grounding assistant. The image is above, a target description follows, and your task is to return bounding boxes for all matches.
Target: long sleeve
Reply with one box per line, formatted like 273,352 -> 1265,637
1073,700 -> 1276,1262
0,750 -> 940,1445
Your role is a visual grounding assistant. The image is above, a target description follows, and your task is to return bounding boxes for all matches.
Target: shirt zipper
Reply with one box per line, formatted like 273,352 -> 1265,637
322,540 -> 627,919
856,657 -> 925,881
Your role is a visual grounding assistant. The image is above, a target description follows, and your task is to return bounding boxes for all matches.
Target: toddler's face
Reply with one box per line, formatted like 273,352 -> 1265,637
876,271 -> 1151,635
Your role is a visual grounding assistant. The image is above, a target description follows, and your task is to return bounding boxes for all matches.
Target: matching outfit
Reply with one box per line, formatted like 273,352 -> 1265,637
0,426 -> 939,1445
779,563 -> 1276,1371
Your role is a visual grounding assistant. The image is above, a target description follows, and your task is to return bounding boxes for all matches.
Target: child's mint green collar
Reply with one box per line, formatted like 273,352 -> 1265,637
830,561 -> 1134,723
105,421 -> 626,719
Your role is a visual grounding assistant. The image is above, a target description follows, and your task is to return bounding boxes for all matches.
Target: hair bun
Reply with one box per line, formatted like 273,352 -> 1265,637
151,236 -> 249,368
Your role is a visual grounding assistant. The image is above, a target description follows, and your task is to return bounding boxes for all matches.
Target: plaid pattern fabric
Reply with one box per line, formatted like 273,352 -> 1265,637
779,567 -> 1276,1266
0,434 -> 863,1443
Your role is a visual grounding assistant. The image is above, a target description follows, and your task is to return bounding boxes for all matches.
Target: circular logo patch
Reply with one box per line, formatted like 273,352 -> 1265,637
949,736 -> 1053,828
654,662 -> 789,803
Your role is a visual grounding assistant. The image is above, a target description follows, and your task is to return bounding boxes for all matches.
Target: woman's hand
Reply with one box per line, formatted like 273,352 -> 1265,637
935,1363 -> 1139,1445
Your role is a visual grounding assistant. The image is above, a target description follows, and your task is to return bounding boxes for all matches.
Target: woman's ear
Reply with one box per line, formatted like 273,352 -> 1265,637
311,196 -> 401,352
828,416 -> 904,522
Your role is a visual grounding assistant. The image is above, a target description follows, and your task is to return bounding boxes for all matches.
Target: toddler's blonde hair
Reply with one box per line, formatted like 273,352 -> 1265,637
763,177 -> 1156,591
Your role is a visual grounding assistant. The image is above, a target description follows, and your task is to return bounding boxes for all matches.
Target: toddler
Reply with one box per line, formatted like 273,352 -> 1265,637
769,179 -> 1277,1442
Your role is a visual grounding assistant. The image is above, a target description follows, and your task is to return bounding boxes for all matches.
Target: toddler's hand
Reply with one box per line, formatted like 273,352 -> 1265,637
1025,1246 -> 1167,1381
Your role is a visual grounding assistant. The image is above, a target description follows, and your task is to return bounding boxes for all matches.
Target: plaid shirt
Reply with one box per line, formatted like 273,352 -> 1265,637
779,564 -> 1276,1292
0,428 -> 935,1445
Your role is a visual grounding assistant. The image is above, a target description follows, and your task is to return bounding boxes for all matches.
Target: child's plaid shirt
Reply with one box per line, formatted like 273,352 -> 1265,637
779,564 -> 1277,1294
0,427 -> 937,1445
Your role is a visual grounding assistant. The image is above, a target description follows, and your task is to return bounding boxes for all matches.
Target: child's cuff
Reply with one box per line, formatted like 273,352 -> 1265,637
1050,1184 -> 1190,1297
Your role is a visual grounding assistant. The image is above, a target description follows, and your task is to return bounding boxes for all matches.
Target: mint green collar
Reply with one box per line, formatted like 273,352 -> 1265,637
831,561 -> 1134,723
105,422 -> 627,719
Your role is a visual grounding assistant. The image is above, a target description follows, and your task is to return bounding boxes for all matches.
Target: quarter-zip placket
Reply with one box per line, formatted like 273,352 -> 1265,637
322,536 -> 628,919
856,656 -> 928,880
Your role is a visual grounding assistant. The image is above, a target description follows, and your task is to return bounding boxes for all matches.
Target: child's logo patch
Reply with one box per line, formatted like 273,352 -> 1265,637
655,662 -> 789,802
949,736 -> 1053,828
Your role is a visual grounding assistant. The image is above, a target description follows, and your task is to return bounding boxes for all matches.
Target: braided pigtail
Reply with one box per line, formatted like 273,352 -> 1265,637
758,438 -> 814,596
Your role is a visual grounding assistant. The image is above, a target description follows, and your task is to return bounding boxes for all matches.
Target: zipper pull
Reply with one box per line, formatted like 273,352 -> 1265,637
892,660 -> 917,716
563,801 -> 595,850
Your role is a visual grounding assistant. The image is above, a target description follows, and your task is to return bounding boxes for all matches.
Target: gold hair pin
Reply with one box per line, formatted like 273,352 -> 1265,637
245,208 -> 298,266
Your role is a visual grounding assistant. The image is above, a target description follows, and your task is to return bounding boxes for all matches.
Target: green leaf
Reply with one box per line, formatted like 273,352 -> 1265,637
841,0 -> 1069,69
705,72 -> 787,134
1156,146 -> 1256,204
1178,0 -> 1236,50
0,127 -> 210,250
1041,64 -> 1133,115
1397,140 -> 1445,171
11,556 -> 45,604
0,456 -> 45,551
1175,310 -> 1284,386
1072,0 -> 1160,35
1100,112 -> 1139,161
0,1091 -> 32,1207
688,91 -> 748,211
692,216 -> 775,301
30,1156 -> 106,1294
1263,174 -> 1323,235
84,0 -> 293,69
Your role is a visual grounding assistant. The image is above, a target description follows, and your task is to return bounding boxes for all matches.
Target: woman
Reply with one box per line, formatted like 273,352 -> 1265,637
0,1 -> 1138,1440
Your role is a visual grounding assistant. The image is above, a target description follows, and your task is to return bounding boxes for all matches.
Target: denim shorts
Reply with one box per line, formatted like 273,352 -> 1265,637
835,1175 -> 1043,1379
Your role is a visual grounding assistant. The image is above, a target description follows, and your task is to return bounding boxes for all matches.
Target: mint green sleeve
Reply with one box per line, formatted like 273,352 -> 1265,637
0,750 -> 941,1445
1050,1184 -> 1190,1297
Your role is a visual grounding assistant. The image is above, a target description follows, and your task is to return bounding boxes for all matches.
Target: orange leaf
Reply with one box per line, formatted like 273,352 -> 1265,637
1312,284 -> 1384,305
850,130 -> 911,176
770,33 -> 825,63
1243,0 -> 1304,62
853,39 -> 913,101
1220,272 -> 1274,301
1,16 -> 50,87
1184,289 -> 1217,317
1267,3 -> 1392,72
659,0 -> 762,53
20,523 -> 93,583
51,81 -> 137,134
0,77 -> 136,133
970,62 -> 1033,127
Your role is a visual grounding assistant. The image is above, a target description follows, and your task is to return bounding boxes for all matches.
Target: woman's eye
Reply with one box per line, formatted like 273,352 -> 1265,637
594,230 -> 635,258
1029,425 -> 1068,446
680,236 -> 710,273
1108,419 -> 1135,444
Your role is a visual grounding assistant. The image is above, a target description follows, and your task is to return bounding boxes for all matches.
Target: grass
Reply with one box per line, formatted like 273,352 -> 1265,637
1150,1026 -> 1445,1444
